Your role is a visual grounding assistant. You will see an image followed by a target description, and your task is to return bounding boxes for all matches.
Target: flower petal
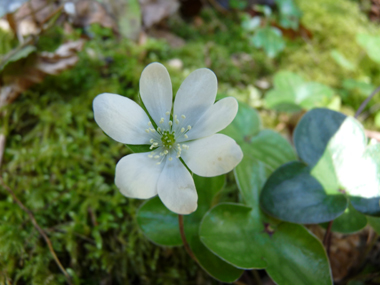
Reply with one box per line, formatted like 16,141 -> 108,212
140,63 -> 173,127
115,153 -> 164,199
173,68 -> 217,127
178,97 -> 238,142
93,93 -> 151,144
181,134 -> 243,177
157,157 -> 198,214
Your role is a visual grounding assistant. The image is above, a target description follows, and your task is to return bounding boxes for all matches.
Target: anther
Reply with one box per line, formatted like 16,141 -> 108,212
181,115 -> 186,119
184,134 -> 188,139
169,157 -> 173,161
150,139 -> 154,143
145,129 -> 150,133
159,118 -> 164,124
164,150 -> 169,154
169,120 -> 173,126
175,119 -> 179,124
181,127 -> 185,133
166,111 -> 170,115
148,121 -> 152,125
148,154 -> 153,158
154,155 -> 160,159
187,125 -> 192,130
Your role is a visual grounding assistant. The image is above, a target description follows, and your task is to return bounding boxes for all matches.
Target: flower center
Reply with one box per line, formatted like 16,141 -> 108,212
161,130 -> 176,148
144,111 -> 191,164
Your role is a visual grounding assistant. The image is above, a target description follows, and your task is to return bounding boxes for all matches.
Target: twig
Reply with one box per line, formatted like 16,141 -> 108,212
5,13 -> 18,40
178,215 -> 198,263
365,130 -> 380,142
323,220 -> 333,257
28,1 -> 40,30
88,207 -> 98,226
0,134 -> 5,168
355,85 -> 380,118
39,6 -> 63,27
0,177 -> 73,285
46,227 -> 96,245
252,270 -> 262,285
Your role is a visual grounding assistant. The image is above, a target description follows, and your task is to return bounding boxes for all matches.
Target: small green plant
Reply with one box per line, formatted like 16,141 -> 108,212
241,0 -> 301,58
264,70 -> 335,112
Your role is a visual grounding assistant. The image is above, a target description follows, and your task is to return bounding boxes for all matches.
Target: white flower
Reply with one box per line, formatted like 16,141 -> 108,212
93,62 -> 243,214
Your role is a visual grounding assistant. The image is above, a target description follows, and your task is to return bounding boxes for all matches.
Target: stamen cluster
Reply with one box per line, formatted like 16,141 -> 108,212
145,111 -> 191,164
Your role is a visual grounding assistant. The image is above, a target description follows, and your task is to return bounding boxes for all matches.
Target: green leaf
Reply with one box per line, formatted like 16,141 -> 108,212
294,108 -> 347,166
367,216 -> 380,234
137,197 -> 182,246
260,161 -> 347,223
342,79 -> 374,97
201,107 -> 330,284
375,111 -> 380,128
0,45 -> 36,71
137,175 -> 243,282
247,129 -> 297,172
265,71 -> 334,112
261,108 -> 380,225
297,82 -> 334,109
200,154 -> 332,285
356,33 -> 380,63
126,144 -> 151,153
275,0 -> 302,30
251,27 -> 285,58
321,204 -> 367,234
221,101 -> 261,144
230,0 -> 248,9
221,101 -> 296,173
330,50 -> 356,71
118,0 -> 141,40
242,16 -> 261,32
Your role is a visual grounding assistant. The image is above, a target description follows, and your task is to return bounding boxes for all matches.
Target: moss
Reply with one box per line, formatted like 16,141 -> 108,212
0,30 -> 210,284
279,0 -> 380,87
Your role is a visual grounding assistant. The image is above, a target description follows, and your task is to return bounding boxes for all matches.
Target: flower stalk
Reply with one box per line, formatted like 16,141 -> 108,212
178,215 -> 198,263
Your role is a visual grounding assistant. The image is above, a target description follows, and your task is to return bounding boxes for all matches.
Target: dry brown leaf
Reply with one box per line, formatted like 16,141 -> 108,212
139,0 -> 179,28
69,0 -> 118,33
0,39 -> 84,108
14,0 -> 59,36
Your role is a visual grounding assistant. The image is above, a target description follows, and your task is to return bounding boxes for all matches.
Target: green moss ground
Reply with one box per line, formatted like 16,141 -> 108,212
1,0 -> 380,283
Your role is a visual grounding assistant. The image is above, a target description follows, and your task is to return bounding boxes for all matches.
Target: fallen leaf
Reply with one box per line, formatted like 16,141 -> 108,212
69,0 -> 118,34
0,40 -> 84,108
139,0 -> 179,28
14,0 -> 59,36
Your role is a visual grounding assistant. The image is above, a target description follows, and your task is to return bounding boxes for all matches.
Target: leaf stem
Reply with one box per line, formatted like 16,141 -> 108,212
0,177 -> 73,285
355,85 -> 380,118
323,220 -> 333,257
178,215 -> 198,263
